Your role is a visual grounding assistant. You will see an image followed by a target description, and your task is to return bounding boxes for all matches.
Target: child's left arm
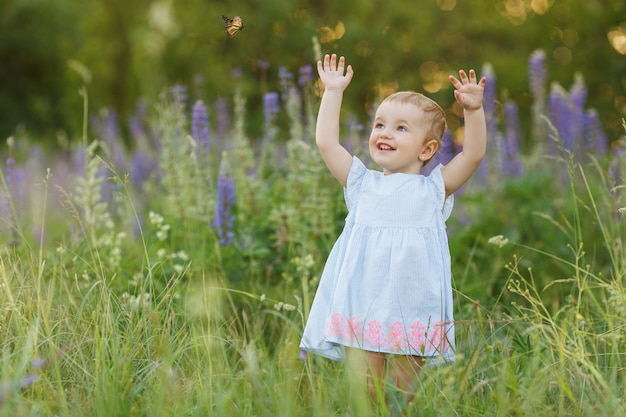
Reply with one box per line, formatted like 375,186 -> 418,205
441,69 -> 487,197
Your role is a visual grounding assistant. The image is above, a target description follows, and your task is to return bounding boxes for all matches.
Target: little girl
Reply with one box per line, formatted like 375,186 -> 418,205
300,54 -> 487,401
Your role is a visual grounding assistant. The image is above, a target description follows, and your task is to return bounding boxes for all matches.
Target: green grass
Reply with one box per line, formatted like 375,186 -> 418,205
0,95 -> 624,416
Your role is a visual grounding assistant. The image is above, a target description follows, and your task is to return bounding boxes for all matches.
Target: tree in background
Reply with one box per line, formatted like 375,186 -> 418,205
0,0 -> 624,147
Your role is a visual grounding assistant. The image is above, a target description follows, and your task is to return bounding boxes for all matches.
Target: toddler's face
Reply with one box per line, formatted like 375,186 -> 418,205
368,101 -> 435,175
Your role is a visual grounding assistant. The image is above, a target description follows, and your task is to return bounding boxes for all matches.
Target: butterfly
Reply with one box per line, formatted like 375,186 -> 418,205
222,15 -> 244,37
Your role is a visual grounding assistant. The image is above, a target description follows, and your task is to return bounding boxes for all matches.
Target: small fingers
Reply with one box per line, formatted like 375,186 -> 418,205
468,69 -> 477,84
319,54 -> 352,77
457,70 -> 467,83
345,64 -> 354,80
451,69 -> 486,86
448,74 -> 462,89
329,54 -> 337,70
336,55 -> 346,72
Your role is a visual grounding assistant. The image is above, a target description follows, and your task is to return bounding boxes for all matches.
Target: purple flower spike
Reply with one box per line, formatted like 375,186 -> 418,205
298,64 -> 313,86
549,82 -> 574,152
263,92 -> 280,126
503,100 -> 523,177
278,66 -> 294,94
192,100 -> 210,152
257,60 -> 271,70
211,152 -> 236,246
528,49 -> 547,100
214,98 -> 230,138
584,109 -> 608,156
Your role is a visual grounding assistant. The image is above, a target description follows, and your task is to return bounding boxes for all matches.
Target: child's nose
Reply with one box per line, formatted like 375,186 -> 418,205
379,128 -> 392,138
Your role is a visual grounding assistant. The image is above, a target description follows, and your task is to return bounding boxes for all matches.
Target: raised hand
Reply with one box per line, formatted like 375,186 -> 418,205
317,54 -> 354,92
449,69 -> 487,111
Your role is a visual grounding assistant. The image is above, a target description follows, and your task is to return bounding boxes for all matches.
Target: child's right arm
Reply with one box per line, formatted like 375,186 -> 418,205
316,54 -> 354,187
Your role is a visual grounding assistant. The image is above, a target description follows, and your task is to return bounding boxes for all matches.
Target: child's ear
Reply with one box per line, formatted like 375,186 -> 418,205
420,139 -> 439,161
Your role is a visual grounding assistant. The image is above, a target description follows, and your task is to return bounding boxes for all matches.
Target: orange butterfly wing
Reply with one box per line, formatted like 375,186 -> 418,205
222,15 -> 244,37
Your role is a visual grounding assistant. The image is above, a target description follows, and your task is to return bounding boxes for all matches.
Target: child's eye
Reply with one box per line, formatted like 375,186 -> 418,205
397,125 -> 407,132
375,123 -> 384,129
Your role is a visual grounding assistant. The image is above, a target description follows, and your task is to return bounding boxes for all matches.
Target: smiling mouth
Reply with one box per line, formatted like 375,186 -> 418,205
377,143 -> 395,151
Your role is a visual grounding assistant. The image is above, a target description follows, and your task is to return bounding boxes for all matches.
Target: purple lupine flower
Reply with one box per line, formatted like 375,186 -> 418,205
96,108 -> 127,172
214,98 -> 230,138
569,73 -> 587,111
31,358 -> 45,369
423,129 -> 456,176
0,359 -> 43,405
257,60 -> 270,70
439,129 -> 456,165
17,374 -> 39,389
298,64 -> 314,86
529,49 -> 549,143
528,49 -> 547,100
263,92 -> 280,126
503,100 -> 523,177
130,147 -> 157,189
569,73 -> 587,156
481,64 -> 499,183
584,109 -> 608,156
278,66 -> 294,94
191,100 -> 210,152
211,153 -> 236,245
481,65 -> 498,147
549,82 -> 574,153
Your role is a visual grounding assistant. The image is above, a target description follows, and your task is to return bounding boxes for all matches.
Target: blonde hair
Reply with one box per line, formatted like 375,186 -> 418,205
380,91 -> 447,162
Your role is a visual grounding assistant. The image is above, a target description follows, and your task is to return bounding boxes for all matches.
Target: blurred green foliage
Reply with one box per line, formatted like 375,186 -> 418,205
1,0 -> 625,145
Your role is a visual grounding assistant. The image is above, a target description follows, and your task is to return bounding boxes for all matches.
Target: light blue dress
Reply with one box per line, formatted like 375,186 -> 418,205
300,156 -> 455,363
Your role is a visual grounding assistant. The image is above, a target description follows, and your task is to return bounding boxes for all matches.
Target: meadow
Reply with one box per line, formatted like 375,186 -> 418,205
1,50 -> 625,416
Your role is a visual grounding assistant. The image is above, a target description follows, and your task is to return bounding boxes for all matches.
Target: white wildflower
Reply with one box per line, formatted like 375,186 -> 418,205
156,226 -> 170,240
488,235 -> 509,248
149,211 -> 164,225
618,207 -> 625,214
157,248 -> 167,258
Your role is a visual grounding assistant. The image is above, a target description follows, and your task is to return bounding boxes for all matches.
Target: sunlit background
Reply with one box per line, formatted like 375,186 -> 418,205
1,0 -> 624,147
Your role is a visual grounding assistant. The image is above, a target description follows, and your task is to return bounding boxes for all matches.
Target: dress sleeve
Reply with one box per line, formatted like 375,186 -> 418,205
343,156 -> 368,212
427,164 -> 454,221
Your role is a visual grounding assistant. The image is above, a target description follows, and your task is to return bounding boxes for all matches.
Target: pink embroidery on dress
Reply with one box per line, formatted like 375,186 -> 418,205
388,321 -> 406,351
410,321 -> 426,353
326,313 -> 452,354
347,317 -> 360,338
327,312 -> 344,337
364,320 -> 382,346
